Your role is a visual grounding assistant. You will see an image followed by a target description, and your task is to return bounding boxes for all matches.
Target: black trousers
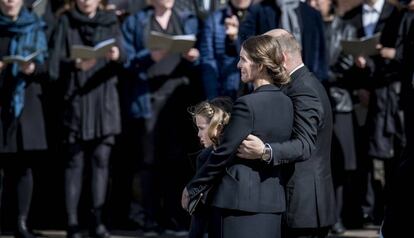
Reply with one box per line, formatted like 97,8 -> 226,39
0,153 -> 36,228
65,137 -> 113,226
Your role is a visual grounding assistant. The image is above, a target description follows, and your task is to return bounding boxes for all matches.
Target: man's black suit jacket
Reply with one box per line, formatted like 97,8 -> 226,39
187,84 -> 293,213
276,66 -> 335,228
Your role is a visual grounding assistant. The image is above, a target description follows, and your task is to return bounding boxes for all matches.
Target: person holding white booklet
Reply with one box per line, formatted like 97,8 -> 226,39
121,0 -> 200,234
48,0 -> 125,237
0,0 -> 48,237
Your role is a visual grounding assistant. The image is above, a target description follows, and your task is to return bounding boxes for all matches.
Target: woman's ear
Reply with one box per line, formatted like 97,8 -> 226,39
216,123 -> 223,135
257,64 -> 265,73
282,52 -> 288,69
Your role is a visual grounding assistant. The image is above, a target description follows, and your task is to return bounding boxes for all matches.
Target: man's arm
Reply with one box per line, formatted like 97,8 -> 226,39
238,80 -> 322,165
270,85 -> 321,165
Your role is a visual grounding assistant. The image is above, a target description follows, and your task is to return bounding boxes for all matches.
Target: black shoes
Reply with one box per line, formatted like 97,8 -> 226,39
362,213 -> 374,227
67,224 -> 110,238
67,225 -> 82,238
90,224 -> 110,238
15,220 -> 36,238
331,221 -> 346,234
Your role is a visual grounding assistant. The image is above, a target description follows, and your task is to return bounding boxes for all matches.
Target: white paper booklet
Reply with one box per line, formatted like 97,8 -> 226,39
70,38 -> 116,60
2,51 -> 41,64
147,31 -> 196,53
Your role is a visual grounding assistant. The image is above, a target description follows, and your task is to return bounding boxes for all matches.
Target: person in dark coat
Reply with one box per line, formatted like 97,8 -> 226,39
237,29 -> 335,238
239,0 -> 328,81
380,2 -> 414,235
342,0 -> 404,224
0,0 -> 48,237
48,0 -> 124,237
183,34 -> 294,238
185,97 -> 233,238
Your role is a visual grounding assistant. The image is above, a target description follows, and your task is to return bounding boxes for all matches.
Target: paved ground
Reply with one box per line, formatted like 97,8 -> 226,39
0,227 -> 380,238
328,227 -> 380,238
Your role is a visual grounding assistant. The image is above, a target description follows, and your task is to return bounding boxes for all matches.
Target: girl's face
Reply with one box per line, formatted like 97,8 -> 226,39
76,0 -> 101,16
0,0 -> 23,20
195,115 -> 213,148
237,47 -> 259,83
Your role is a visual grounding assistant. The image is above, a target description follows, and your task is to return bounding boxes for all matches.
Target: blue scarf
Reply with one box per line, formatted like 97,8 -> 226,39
0,8 -> 47,118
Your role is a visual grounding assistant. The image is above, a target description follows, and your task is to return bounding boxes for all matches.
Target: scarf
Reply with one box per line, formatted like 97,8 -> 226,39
68,6 -> 118,45
276,0 -> 301,45
0,8 -> 47,118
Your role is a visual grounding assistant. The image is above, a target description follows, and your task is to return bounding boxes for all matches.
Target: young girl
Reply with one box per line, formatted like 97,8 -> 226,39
185,96 -> 233,238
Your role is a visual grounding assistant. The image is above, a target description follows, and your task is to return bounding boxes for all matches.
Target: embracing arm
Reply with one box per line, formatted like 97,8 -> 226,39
269,82 -> 322,165
237,83 -> 322,165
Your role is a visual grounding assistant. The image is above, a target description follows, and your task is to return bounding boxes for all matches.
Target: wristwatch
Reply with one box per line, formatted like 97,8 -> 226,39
261,143 -> 272,163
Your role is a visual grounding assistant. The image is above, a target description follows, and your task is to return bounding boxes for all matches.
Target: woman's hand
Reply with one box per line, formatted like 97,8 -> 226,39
182,48 -> 199,62
355,56 -> 367,69
75,58 -> 97,71
105,46 -> 120,61
20,62 -> 36,75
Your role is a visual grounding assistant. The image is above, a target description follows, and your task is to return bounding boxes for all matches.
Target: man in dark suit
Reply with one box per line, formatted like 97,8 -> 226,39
237,29 -> 335,238
239,0 -> 328,81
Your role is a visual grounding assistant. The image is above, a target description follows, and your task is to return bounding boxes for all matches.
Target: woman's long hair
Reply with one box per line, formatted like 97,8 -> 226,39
242,34 -> 290,85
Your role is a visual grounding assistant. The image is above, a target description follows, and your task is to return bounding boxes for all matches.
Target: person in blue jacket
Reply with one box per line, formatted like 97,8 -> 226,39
121,0 -> 200,234
199,0 -> 252,100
